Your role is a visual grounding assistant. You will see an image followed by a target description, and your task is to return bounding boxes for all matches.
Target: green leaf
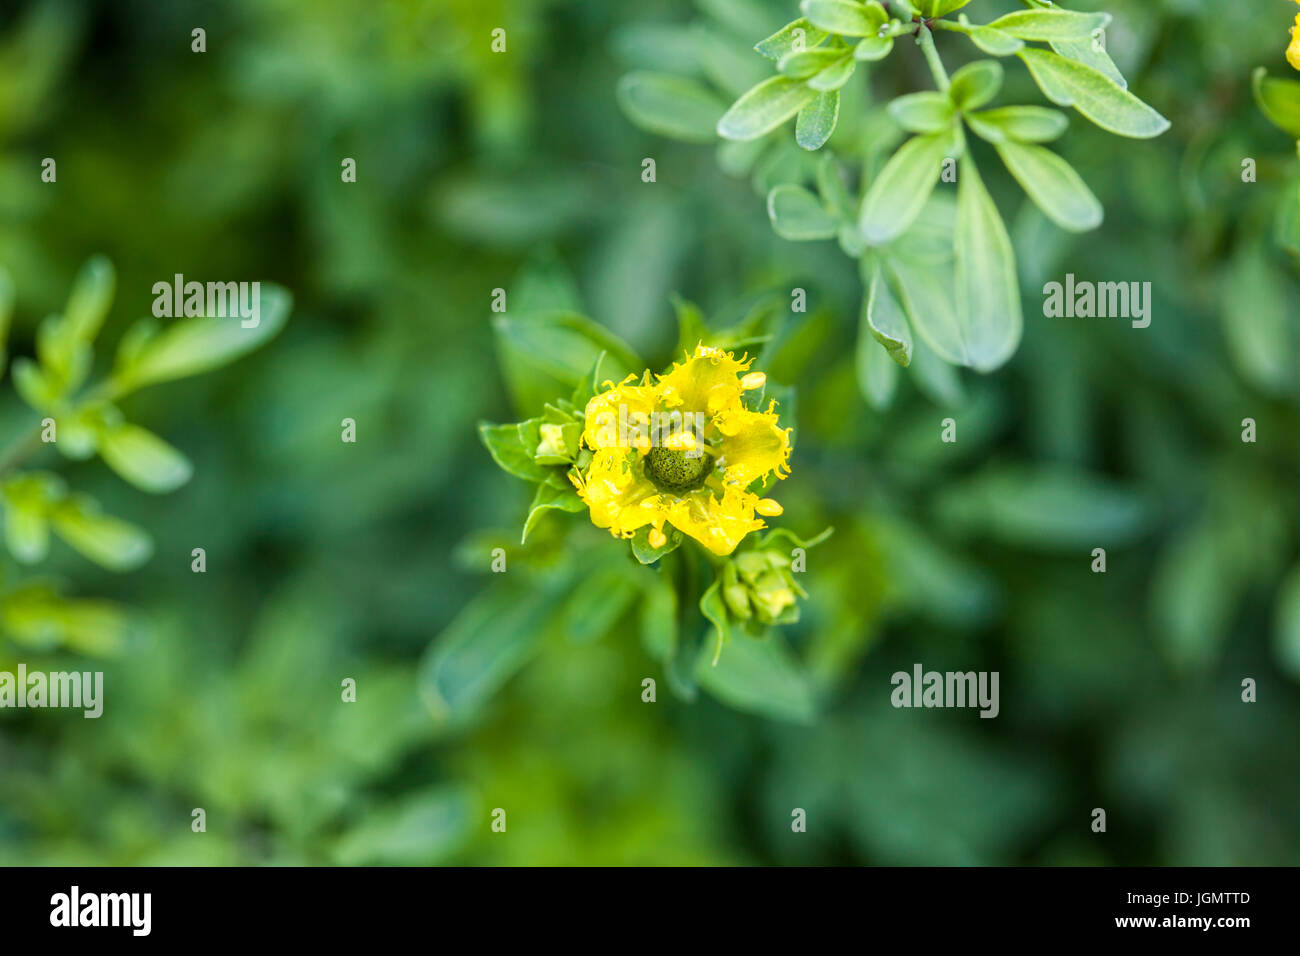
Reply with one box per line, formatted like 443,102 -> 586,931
886,257 -> 962,368
699,578 -> 731,665
478,421 -> 550,483
988,9 -> 1110,42
816,152 -> 855,218
332,787 -> 474,866
36,315 -> 92,395
717,75 -> 817,141
994,140 -> 1102,232
518,416 -> 572,466
855,329 -> 898,409
419,586 -> 556,723
3,496 -> 49,564
946,21 -> 1023,57
694,632 -> 817,723
57,406 -> 104,461
1151,521 -> 1235,673
694,23 -> 772,98
631,524 -> 683,564
1050,35 -> 1125,89
862,262 -> 912,366
755,18 -> 830,62
949,60 -> 1002,112
917,0 -> 971,16
1274,566 -> 1300,680
800,0 -> 885,38
966,105 -> 1068,144
952,154 -> 1022,372
112,284 -> 291,393
49,495 -> 153,571
1253,67 -> 1300,139
1220,243 -> 1292,395
778,48 -> 844,79
611,22 -> 698,74
767,184 -> 840,240
853,36 -> 893,61
888,192 -> 957,266
0,584 -> 130,656
859,126 -> 961,245
616,72 -> 729,143
1276,178 -> 1300,256
570,350 -> 612,409
63,255 -> 116,342
113,317 -> 160,372
937,466 -> 1147,550
795,90 -> 840,149
492,310 -> 639,414
97,421 -> 194,494
887,92 -> 954,134
561,566 -> 640,644
521,480 -> 584,543
1018,49 -> 1169,139
806,56 -> 856,92
11,357 -> 59,412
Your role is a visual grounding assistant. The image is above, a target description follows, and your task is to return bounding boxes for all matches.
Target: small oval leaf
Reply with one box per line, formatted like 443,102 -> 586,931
616,72 -> 729,143
994,140 -> 1102,232
717,75 -> 817,141
1018,49 -> 1169,139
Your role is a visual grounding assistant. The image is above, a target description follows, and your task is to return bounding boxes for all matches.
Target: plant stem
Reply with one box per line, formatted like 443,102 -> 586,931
916,23 -> 950,93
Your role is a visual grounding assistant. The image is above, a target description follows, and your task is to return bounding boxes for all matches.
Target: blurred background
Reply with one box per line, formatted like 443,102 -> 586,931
0,0 -> 1298,865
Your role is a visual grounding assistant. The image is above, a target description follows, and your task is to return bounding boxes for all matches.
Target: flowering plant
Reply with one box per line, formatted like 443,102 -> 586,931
479,311 -> 831,672
618,0 -> 1168,393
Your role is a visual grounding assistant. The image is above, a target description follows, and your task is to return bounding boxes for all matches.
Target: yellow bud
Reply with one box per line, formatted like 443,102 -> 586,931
536,423 -> 569,459
741,371 -> 766,391
755,497 -> 783,516
648,527 -> 667,549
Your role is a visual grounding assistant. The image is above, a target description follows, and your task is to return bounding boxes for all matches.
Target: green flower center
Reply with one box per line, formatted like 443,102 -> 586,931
644,447 -> 713,493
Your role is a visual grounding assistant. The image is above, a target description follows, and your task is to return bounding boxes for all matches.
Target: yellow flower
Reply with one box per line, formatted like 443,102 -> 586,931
570,345 -> 792,556
1289,0 -> 1300,72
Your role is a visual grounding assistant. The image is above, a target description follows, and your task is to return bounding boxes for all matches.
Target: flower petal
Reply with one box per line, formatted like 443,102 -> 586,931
717,401 -> 792,486
663,485 -> 766,556
573,448 -> 662,536
656,345 -> 752,416
581,376 -> 659,450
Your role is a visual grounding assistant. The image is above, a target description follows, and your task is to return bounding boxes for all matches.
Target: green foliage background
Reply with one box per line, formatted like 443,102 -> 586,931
0,0 -> 1298,865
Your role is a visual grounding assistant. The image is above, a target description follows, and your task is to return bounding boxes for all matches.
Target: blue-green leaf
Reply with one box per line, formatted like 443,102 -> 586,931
112,284 -> 291,393
97,421 -> 194,494
1018,49 -> 1169,139
617,71 -> 729,143
994,140 -> 1102,232
717,75 -> 817,141
952,154 -> 1022,371
859,126 -> 961,245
